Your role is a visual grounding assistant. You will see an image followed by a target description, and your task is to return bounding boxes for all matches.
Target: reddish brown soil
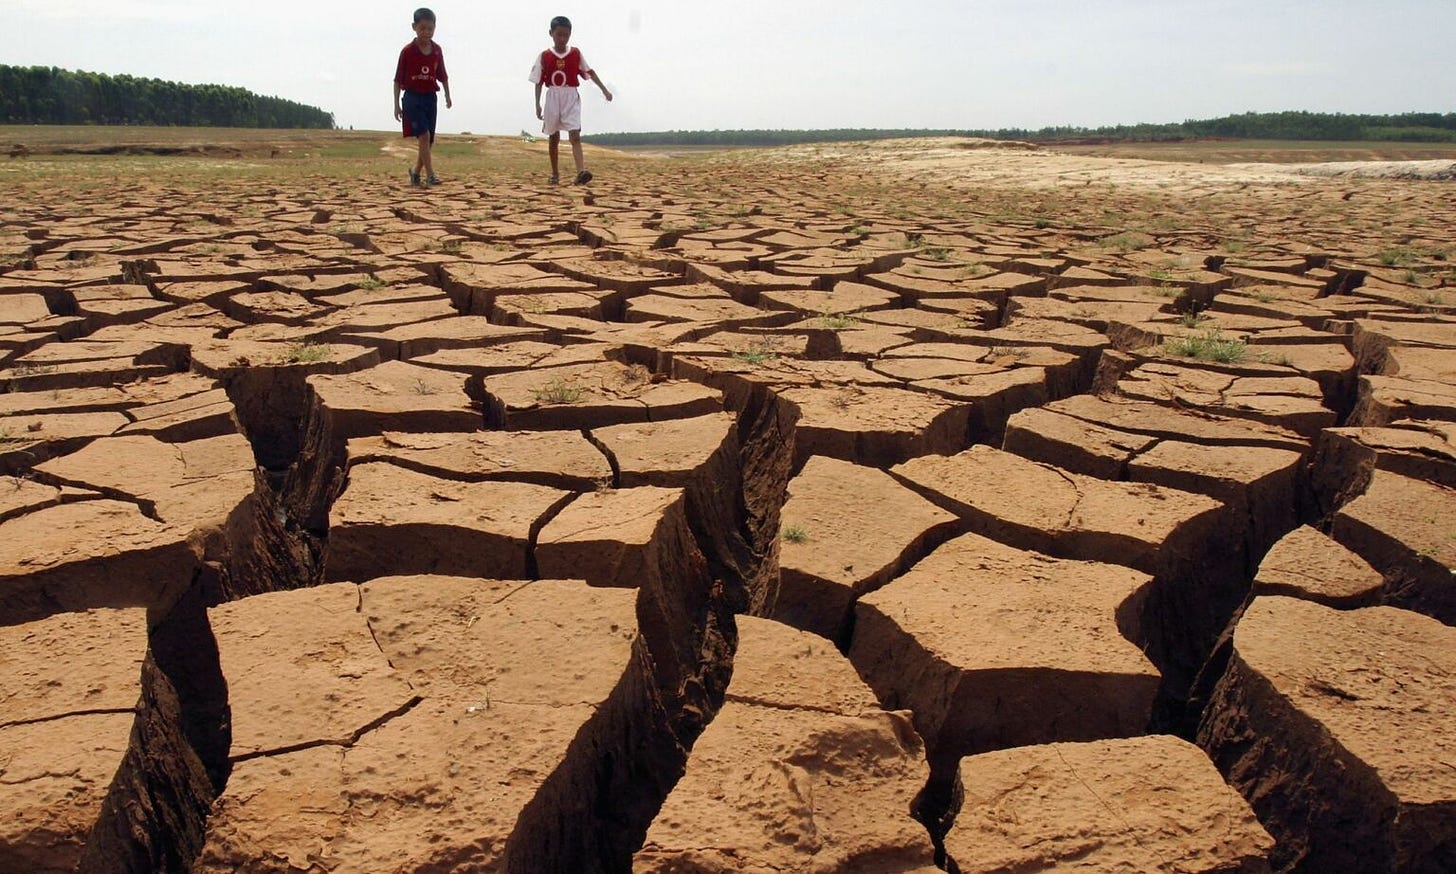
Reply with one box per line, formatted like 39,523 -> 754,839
1,134 -> 1453,871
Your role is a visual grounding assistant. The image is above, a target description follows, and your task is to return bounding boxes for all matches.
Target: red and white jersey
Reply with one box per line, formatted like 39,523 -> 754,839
528,47 -> 591,88
396,40 -> 448,93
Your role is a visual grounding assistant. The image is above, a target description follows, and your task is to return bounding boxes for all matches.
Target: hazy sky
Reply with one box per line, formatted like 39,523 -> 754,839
5,0 -> 1452,135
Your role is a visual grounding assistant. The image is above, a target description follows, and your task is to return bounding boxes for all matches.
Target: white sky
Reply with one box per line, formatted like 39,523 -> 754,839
3,0 -> 1452,135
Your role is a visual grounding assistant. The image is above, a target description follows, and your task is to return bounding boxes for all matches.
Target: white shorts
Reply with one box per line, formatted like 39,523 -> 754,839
541,86 -> 582,135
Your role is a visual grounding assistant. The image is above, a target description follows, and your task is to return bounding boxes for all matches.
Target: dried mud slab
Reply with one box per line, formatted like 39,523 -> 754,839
636,617 -> 936,872
850,532 -> 1158,764
482,361 -> 722,430
324,461 -> 570,582
1033,394 -> 1308,452
346,428 -> 611,490
947,736 -> 1274,873
1329,469 -> 1456,624
1309,422 -> 1456,514
284,359 -> 482,530
199,576 -> 718,872
1127,439 -> 1303,561
0,499 -> 199,625
0,608 -> 146,872
1117,360 -> 1335,438
1253,525 -> 1384,608
774,455 -> 957,643
1348,373 -> 1456,428
779,382 -> 969,468
1350,318 -> 1456,374
588,412 -> 781,613
536,486 -> 690,589
1198,597 -> 1456,872
190,338 -> 380,469
891,444 -> 1232,577
301,358 -> 480,438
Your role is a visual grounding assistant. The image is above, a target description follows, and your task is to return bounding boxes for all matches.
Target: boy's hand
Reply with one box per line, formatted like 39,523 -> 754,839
536,105 -> 543,120
604,89 -> 613,102
445,96 -> 453,109
393,105 -> 402,121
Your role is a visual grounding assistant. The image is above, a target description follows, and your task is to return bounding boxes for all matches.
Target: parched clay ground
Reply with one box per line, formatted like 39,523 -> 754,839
2,134 -> 1454,872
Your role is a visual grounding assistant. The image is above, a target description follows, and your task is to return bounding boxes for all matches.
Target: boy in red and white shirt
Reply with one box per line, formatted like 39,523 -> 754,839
393,7 -> 453,187
529,15 -> 612,185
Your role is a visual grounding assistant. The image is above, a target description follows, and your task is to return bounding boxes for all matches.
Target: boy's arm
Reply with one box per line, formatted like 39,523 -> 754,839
438,51 -> 453,109
534,82 -> 544,119
393,83 -> 403,121
587,70 -> 613,102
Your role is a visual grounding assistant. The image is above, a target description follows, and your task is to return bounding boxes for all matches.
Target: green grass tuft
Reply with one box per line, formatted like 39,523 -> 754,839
1163,329 -> 1248,363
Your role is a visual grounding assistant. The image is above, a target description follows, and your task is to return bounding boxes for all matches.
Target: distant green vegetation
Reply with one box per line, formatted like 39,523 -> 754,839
0,65 -> 334,128
587,111 -> 1456,148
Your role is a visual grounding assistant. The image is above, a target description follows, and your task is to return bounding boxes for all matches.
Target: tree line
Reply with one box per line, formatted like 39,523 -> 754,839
585,111 -> 1456,147
0,65 -> 334,129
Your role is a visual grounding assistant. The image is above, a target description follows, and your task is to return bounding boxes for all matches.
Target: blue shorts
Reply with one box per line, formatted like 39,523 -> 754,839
401,90 -> 437,142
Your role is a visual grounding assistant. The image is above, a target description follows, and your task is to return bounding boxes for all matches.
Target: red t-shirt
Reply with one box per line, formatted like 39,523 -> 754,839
538,47 -> 583,88
396,41 -> 447,93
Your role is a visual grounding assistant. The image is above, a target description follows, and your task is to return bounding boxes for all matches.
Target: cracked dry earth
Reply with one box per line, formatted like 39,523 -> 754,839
1,138 -> 1454,873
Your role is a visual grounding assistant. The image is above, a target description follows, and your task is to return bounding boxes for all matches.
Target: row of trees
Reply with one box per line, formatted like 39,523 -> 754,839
585,111 -> 1456,148
0,65 -> 334,128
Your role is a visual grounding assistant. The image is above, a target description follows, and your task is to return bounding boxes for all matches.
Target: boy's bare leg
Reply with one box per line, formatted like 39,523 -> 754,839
569,130 -> 585,174
547,133 -> 561,179
417,134 -> 435,178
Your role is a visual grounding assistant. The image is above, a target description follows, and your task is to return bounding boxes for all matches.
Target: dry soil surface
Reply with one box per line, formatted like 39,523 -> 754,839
1,132 -> 1454,872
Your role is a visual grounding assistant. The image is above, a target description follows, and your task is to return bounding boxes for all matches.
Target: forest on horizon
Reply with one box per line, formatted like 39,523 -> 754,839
0,65 -> 334,129
585,111 -> 1456,148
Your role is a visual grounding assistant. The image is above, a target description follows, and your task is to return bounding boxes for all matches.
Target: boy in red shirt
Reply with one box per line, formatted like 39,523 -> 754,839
393,7 -> 453,187
529,15 -> 612,185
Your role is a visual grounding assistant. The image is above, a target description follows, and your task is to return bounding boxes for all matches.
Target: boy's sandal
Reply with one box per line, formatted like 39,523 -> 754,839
575,170 -> 593,185
548,174 -> 560,185
409,170 -> 421,187
426,175 -> 441,186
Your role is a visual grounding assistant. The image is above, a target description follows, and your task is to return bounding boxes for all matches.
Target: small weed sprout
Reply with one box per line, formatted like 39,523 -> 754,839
1153,283 -> 1181,298
1425,292 -> 1447,306
356,275 -> 386,290
285,341 -> 331,364
922,246 -> 953,262
532,379 -> 583,405
1253,291 -> 1276,303
731,338 -> 781,366
989,345 -> 1030,361
1178,309 -> 1209,329
813,311 -> 861,331
412,378 -> 439,396
1163,329 -> 1248,363
1257,350 -> 1295,367
1377,247 -> 1416,268
781,525 -> 809,544
1097,231 -> 1154,253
